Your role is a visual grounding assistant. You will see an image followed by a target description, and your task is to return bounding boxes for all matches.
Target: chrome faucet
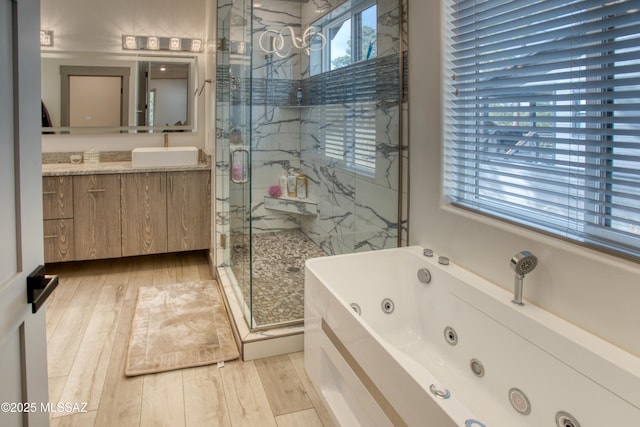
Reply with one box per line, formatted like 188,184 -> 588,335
163,133 -> 169,148
509,251 -> 538,306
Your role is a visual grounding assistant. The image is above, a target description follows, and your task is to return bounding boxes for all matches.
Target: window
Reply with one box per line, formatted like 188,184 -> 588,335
323,103 -> 377,175
321,1 -> 377,72
445,1 -> 640,259
310,1 -> 379,176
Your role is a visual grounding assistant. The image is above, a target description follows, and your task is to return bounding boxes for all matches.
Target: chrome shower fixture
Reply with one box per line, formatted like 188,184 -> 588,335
510,251 -> 538,306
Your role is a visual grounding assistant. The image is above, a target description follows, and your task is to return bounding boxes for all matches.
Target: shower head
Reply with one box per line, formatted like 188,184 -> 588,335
510,251 -> 537,277
510,250 -> 537,306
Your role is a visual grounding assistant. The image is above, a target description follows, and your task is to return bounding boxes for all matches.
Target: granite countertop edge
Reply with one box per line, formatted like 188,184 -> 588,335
42,161 -> 211,176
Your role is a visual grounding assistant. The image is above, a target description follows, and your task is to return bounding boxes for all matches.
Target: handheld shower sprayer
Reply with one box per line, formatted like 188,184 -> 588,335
509,251 -> 538,306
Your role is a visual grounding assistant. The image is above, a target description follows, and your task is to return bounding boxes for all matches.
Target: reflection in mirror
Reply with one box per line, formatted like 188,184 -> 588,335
138,62 -> 190,129
41,52 -> 198,134
60,66 -> 130,128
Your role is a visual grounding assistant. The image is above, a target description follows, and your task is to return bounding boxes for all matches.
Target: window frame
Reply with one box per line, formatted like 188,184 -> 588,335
321,0 -> 377,73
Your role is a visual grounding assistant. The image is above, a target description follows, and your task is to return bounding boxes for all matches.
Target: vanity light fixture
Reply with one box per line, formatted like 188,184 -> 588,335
40,30 -> 54,47
190,39 -> 203,52
122,35 -> 204,52
169,37 -> 182,51
146,36 -> 160,50
123,35 -> 137,50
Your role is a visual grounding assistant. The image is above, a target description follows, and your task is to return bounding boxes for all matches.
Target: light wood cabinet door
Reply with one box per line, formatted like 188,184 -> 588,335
121,172 -> 168,256
167,170 -> 211,252
43,176 -> 73,220
73,174 -> 121,260
43,219 -> 74,262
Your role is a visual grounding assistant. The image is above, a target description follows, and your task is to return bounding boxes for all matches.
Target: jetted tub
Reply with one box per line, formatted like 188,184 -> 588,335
304,246 -> 640,427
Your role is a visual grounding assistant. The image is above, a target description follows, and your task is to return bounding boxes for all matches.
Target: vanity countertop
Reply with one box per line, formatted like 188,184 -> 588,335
42,160 -> 211,176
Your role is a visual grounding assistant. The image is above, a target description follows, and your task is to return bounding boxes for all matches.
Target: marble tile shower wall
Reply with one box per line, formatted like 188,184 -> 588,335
248,2 -> 306,233
298,0 -> 408,254
215,0 -> 409,266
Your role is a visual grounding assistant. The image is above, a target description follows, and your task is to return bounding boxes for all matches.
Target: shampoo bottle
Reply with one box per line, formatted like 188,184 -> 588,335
296,170 -> 307,199
287,168 -> 297,197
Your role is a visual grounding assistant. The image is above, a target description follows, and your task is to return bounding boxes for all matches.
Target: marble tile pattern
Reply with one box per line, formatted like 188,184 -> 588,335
264,196 -> 319,216
215,0 -> 408,269
298,0 -> 406,255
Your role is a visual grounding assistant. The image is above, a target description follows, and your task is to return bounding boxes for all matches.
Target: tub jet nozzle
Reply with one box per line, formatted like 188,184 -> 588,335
510,251 -> 537,306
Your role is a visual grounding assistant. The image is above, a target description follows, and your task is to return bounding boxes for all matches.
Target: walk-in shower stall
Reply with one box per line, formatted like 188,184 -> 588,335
216,0 -> 407,329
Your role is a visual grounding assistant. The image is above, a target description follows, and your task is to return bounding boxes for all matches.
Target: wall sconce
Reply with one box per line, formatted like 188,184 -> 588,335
40,30 -> 54,47
122,35 -> 204,52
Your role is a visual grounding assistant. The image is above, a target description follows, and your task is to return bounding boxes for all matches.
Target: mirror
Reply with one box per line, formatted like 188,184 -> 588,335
41,51 -> 198,134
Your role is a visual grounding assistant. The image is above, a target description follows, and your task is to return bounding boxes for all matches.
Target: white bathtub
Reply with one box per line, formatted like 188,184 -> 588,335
304,246 -> 640,427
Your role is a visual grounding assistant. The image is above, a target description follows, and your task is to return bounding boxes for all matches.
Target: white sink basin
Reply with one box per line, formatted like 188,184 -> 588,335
131,147 -> 199,168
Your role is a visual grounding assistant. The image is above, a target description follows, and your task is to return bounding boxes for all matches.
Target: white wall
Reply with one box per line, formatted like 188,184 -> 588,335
409,1 -> 640,358
150,79 -> 188,127
40,0 -> 210,152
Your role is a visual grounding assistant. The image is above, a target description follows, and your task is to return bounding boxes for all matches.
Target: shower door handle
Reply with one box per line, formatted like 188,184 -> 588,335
230,147 -> 249,184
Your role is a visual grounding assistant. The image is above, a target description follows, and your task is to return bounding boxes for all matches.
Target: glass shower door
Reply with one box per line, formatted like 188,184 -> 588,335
216,0 -> 407,331
216,0 -> 253,324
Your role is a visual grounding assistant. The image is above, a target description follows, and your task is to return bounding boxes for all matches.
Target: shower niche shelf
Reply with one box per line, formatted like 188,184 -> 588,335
264,195 -> 318,216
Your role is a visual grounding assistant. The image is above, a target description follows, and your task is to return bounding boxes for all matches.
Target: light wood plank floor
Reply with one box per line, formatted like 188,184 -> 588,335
45,251 -> 335,427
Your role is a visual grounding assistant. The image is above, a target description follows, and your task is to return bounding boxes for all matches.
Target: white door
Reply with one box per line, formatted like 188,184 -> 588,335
0,0 -> 50,426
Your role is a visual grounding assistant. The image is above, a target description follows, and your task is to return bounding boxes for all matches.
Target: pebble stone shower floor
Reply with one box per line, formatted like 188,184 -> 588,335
231,229 -> 327,327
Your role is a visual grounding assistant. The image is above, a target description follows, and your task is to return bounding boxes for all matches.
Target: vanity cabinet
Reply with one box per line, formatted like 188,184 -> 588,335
121,170 -> 211,256
42,176 -> 75,262
167,170 -> 211,252
73,174 -> 122,260
121,173 -> 168,256
43,168 -> 210,262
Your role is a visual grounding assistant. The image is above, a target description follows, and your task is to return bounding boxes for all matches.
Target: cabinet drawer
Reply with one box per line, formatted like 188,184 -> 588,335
43,176 -> 73,220
44,219 -> 75,263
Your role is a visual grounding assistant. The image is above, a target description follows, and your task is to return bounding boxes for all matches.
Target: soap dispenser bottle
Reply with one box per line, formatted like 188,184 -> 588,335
296,170 -> 307,199
287,168 -> 297,197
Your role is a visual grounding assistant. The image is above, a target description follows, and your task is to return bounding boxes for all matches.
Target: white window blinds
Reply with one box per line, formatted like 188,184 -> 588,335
445,0 -> 640,259
324,103 -> 377,175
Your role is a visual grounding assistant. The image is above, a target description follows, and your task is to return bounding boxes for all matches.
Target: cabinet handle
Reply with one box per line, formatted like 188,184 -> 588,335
170,176 -> 173,193
43,191 -> 57,196
44,235 -> 59,239
87,189 -> 106,193
160,175 -> 164,192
